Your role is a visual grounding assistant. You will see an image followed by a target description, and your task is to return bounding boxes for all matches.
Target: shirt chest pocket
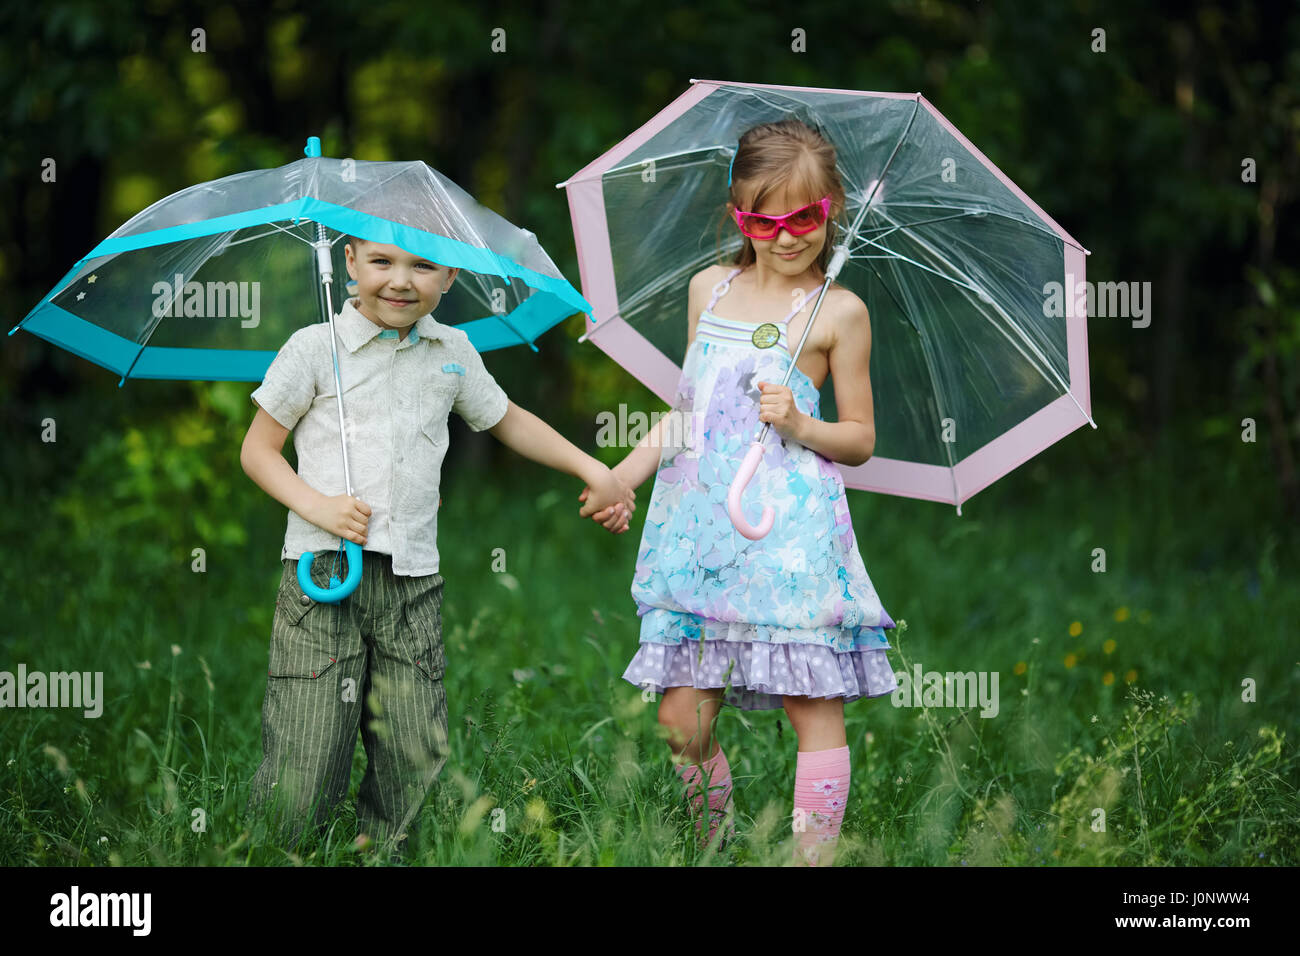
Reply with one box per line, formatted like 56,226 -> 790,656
419,371 -> 460,448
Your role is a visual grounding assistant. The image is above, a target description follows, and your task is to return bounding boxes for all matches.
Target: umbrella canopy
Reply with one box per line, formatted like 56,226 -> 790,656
558,78 -> 1094,513
10,137 -> 593,602
11,140 -> 591,385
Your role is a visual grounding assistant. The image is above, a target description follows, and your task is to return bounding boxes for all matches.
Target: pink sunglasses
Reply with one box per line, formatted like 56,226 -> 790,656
733,196 -> 832,240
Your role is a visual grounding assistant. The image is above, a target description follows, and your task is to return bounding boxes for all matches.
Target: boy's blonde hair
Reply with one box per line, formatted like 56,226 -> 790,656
716,118 -> 847,278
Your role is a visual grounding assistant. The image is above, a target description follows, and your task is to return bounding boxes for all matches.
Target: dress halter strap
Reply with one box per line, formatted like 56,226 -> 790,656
707,267 -> 745,311
782,283 -> 824,324
708,266 -> 825,325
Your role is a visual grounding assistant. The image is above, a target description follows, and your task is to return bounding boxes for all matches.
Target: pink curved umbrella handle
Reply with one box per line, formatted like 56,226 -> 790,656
728,442 -> 775,540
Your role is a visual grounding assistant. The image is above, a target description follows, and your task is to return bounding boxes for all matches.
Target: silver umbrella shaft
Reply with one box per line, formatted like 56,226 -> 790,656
315,224 -> 354,497
755,242 -> 851,445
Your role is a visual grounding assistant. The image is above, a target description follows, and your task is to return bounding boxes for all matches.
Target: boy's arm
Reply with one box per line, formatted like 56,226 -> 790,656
240,405 -> 371,544
488,401 -> 634,526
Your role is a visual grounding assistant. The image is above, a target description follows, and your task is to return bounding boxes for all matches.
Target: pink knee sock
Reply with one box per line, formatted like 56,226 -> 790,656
676,745 -> 734,846
792,745 -> 850,866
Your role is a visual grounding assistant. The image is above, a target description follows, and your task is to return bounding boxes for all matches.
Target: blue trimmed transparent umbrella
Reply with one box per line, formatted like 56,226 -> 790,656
10,136 -> 591,602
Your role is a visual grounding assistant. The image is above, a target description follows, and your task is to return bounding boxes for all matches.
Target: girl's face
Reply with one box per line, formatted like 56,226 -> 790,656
733,183 -> 828,275
345,240 -> 459,334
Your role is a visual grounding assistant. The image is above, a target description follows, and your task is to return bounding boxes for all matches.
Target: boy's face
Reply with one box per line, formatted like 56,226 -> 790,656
344,240 -> 460,337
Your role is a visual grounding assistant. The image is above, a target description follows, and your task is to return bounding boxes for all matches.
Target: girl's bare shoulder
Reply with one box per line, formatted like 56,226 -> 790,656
690,263 -> 734,291
806,282 -> 870,350
688,264 -> 735,314
824,281 -> 871,326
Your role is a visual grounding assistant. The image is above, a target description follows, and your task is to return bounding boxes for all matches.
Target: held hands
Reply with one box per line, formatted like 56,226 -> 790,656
757,382 -> 806,440
578,464 -> 636,534
311,494 -> 371,545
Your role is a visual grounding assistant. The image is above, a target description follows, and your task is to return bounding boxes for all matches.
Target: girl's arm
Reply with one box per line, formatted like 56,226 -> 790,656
759,298 -> 876,466
610,412 -> 676,489
586,266 -> 718,515
488,401 -> 635,529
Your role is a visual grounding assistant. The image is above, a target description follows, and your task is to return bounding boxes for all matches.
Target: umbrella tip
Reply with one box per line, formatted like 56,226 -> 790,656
305,137 -> 322,158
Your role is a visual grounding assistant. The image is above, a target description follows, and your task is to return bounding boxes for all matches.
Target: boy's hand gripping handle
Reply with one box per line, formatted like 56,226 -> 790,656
727,442 -> 775,540
297,539 -> 363,603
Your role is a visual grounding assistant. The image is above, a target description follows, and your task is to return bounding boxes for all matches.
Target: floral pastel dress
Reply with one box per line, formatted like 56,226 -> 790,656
622,266 -> 900,710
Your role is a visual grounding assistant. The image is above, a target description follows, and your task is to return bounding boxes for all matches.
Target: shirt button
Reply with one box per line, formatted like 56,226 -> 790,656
299,594 -> 312,606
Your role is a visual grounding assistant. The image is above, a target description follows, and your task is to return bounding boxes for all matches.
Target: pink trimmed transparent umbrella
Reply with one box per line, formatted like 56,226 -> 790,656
558,79 -> 1095,536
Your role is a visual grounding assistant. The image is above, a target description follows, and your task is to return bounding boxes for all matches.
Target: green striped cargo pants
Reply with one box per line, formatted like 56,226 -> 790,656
246,549 -> 449,850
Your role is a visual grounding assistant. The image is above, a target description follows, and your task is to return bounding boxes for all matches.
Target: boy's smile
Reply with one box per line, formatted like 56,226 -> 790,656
345,240 -> 460,339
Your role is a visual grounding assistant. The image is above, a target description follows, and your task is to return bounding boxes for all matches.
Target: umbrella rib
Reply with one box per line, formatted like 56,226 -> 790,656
838,97 -> 922,240
811,93 -> 1079,400
856,210 -> 985,241
117,286 -> 182,386
320,166 -> 488,252
858,220 -> 1094,428
808,93 -> 956,504
326,165 -> 414,209
219,221 -> 317,249
602,145 -> 733,178
856,256 -> 963,507
595,247 -> 723,330
851,231 -> 1064,400
114,221 -> 321,385
490,306 -> 539,352
862,202 -> 1084,251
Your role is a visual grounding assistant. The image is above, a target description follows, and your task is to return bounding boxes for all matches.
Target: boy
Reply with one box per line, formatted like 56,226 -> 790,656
240,236 -> 632,852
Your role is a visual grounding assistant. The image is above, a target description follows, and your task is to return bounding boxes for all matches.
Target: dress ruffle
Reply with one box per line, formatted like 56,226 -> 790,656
623,608 -> 899,710
637,605 -> 895,650
622,635 -> 899,711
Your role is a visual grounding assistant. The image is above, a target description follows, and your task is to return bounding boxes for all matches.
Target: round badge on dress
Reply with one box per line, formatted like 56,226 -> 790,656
751,323 -> 781,349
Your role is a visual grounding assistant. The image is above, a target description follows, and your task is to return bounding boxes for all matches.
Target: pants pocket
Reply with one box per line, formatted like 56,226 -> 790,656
404,574 -> 446,681
269,561 -> 340,679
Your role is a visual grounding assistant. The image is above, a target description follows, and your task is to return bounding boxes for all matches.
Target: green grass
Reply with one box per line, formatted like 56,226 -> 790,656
1,406 -> 1296,866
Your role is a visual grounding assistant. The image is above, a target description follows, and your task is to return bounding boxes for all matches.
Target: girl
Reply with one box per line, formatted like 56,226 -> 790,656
589,118 -> 899,866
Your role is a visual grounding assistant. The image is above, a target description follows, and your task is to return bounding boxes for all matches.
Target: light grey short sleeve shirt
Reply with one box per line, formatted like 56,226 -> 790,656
251,298 -> 509,576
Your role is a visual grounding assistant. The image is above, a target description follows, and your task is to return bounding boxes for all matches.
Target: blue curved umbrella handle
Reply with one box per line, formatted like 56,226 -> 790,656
297,540 -> 363,603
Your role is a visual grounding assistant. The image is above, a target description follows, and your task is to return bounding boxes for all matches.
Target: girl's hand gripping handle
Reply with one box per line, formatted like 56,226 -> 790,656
727,442 -> 775,540
297,539 -> 363,603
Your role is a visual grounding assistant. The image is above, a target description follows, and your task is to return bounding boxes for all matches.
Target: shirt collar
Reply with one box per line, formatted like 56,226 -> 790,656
335,297 -> 451,351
